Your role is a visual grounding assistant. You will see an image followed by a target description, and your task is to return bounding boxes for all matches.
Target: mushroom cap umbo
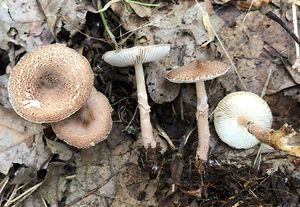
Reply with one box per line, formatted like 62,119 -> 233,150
214,91 -> 273,149
51,88 -> 113,148
102,44 -> 170,67
8,44 -> 94,123
166,60 -> 230,83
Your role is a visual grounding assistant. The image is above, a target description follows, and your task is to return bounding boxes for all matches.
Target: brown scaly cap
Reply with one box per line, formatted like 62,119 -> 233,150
51,88 -> 113,148
166,60 -> 230,83
8,44 -> 94,123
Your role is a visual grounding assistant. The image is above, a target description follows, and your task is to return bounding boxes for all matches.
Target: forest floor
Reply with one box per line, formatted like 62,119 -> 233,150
0,0 -> 299,206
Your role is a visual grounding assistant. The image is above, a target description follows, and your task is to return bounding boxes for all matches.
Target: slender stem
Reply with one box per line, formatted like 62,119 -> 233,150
238,117 -> 300,157
134,63 -> 156,149
292,4 -> 299,57
195,81 -> 210,161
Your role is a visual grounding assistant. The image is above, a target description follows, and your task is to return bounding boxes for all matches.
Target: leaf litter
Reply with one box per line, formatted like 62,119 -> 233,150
0,0 -> 300,206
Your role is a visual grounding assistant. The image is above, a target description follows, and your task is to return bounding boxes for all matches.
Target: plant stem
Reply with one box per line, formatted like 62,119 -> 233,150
195,81 -> 210,161
135,63 -> 156,149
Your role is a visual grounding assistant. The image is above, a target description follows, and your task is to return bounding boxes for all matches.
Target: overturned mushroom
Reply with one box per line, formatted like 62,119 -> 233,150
166,60 -> 230,161
8,44 -> 94,123
51,88 -> 113,148
214,91 -> 300,157
103,44 -> 170,150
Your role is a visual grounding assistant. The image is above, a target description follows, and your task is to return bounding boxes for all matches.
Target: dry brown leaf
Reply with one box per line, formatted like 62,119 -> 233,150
0,107 -> 51,174
129,2 -> 152,18
219,11 -> 296,94
201,13 -> 215,47
146,62 -> 180,104
46,139 -> 73,161
0,74 -> 11,108
0,0 -> 53,51
0,0 -> 94,51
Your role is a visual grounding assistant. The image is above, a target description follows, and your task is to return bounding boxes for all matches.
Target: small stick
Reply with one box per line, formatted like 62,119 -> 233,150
265,11 -> 300,45
292,4 -> 300,57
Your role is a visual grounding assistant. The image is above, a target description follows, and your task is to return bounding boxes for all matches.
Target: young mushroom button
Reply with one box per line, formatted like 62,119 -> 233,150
51,88 -> 113,148
8,44 -> 94,123
166,60 -> 230,161
102,44 -> 170,150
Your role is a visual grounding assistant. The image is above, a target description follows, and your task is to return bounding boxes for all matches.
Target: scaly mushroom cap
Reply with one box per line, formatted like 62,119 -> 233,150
166,60 -> 230,83
51,88 -> 113,148
214,91 -> 273,149
8,44 -> 94,123
102,44 -> 170,67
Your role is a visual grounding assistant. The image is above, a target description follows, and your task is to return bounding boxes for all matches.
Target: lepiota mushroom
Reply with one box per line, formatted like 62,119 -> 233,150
214,91 -> 300,157
102,44 -> 170,150
166,60 -> 230,162
8,44 -> 94,123
51,88 -> 113,148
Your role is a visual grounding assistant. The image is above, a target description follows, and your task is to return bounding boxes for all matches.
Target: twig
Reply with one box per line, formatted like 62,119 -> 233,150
292,4 -> 299,57
241,0 -> 256,23
260,65 -> 274,97
265,11 -> 300,45
65,172 -> 118,207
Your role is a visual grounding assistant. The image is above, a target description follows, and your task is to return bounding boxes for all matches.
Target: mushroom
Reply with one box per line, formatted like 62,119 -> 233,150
8,44 -> 94,123
166,60 -> 230,161
102,44 -> 170,149
214,91 -> 300,157
51,88 -> 113,148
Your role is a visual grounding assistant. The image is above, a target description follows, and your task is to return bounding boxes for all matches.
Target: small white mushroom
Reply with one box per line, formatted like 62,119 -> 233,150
103,44 -> 170,149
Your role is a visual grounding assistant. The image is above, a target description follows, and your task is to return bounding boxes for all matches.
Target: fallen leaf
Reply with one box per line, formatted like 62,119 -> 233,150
38,162 -> 68,207
129,2 -> 152,18
219,11 -> 296,94
46,139 -> 73,161
0,107 -> 51,174
0,0 -> 95,52
201,13 -> 215,47
146,62 -> 180,104
0,74 -> 11,108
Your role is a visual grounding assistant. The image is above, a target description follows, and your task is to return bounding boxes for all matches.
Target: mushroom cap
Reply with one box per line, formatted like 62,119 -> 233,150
8,44 -> 94,123
166,60 -> 230,83
51,88 -> 113,148
102,44 -> 170,67
214,91 -> 273,149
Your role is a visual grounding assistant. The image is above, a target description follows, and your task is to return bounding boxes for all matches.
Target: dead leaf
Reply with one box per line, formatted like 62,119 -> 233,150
0,74 -> 11,108
0,0 -> 53,51
219,11 -> 296,94
129,2 -> 152,18
46,139 -> 73,161
201,13 -> 215,47
38,162 -> 68,207
0,0 -> 95,52
0,107 -> 51,174
146,62 -> 180,104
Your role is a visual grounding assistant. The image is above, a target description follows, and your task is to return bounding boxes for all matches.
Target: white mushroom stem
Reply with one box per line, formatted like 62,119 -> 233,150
238,116 -> 300,157
195,81 -> 210,161
238,116 -> 272,144
135,63 -> 156,149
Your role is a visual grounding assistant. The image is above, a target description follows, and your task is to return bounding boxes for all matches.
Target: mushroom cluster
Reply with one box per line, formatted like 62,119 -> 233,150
8,44 -> 113,148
